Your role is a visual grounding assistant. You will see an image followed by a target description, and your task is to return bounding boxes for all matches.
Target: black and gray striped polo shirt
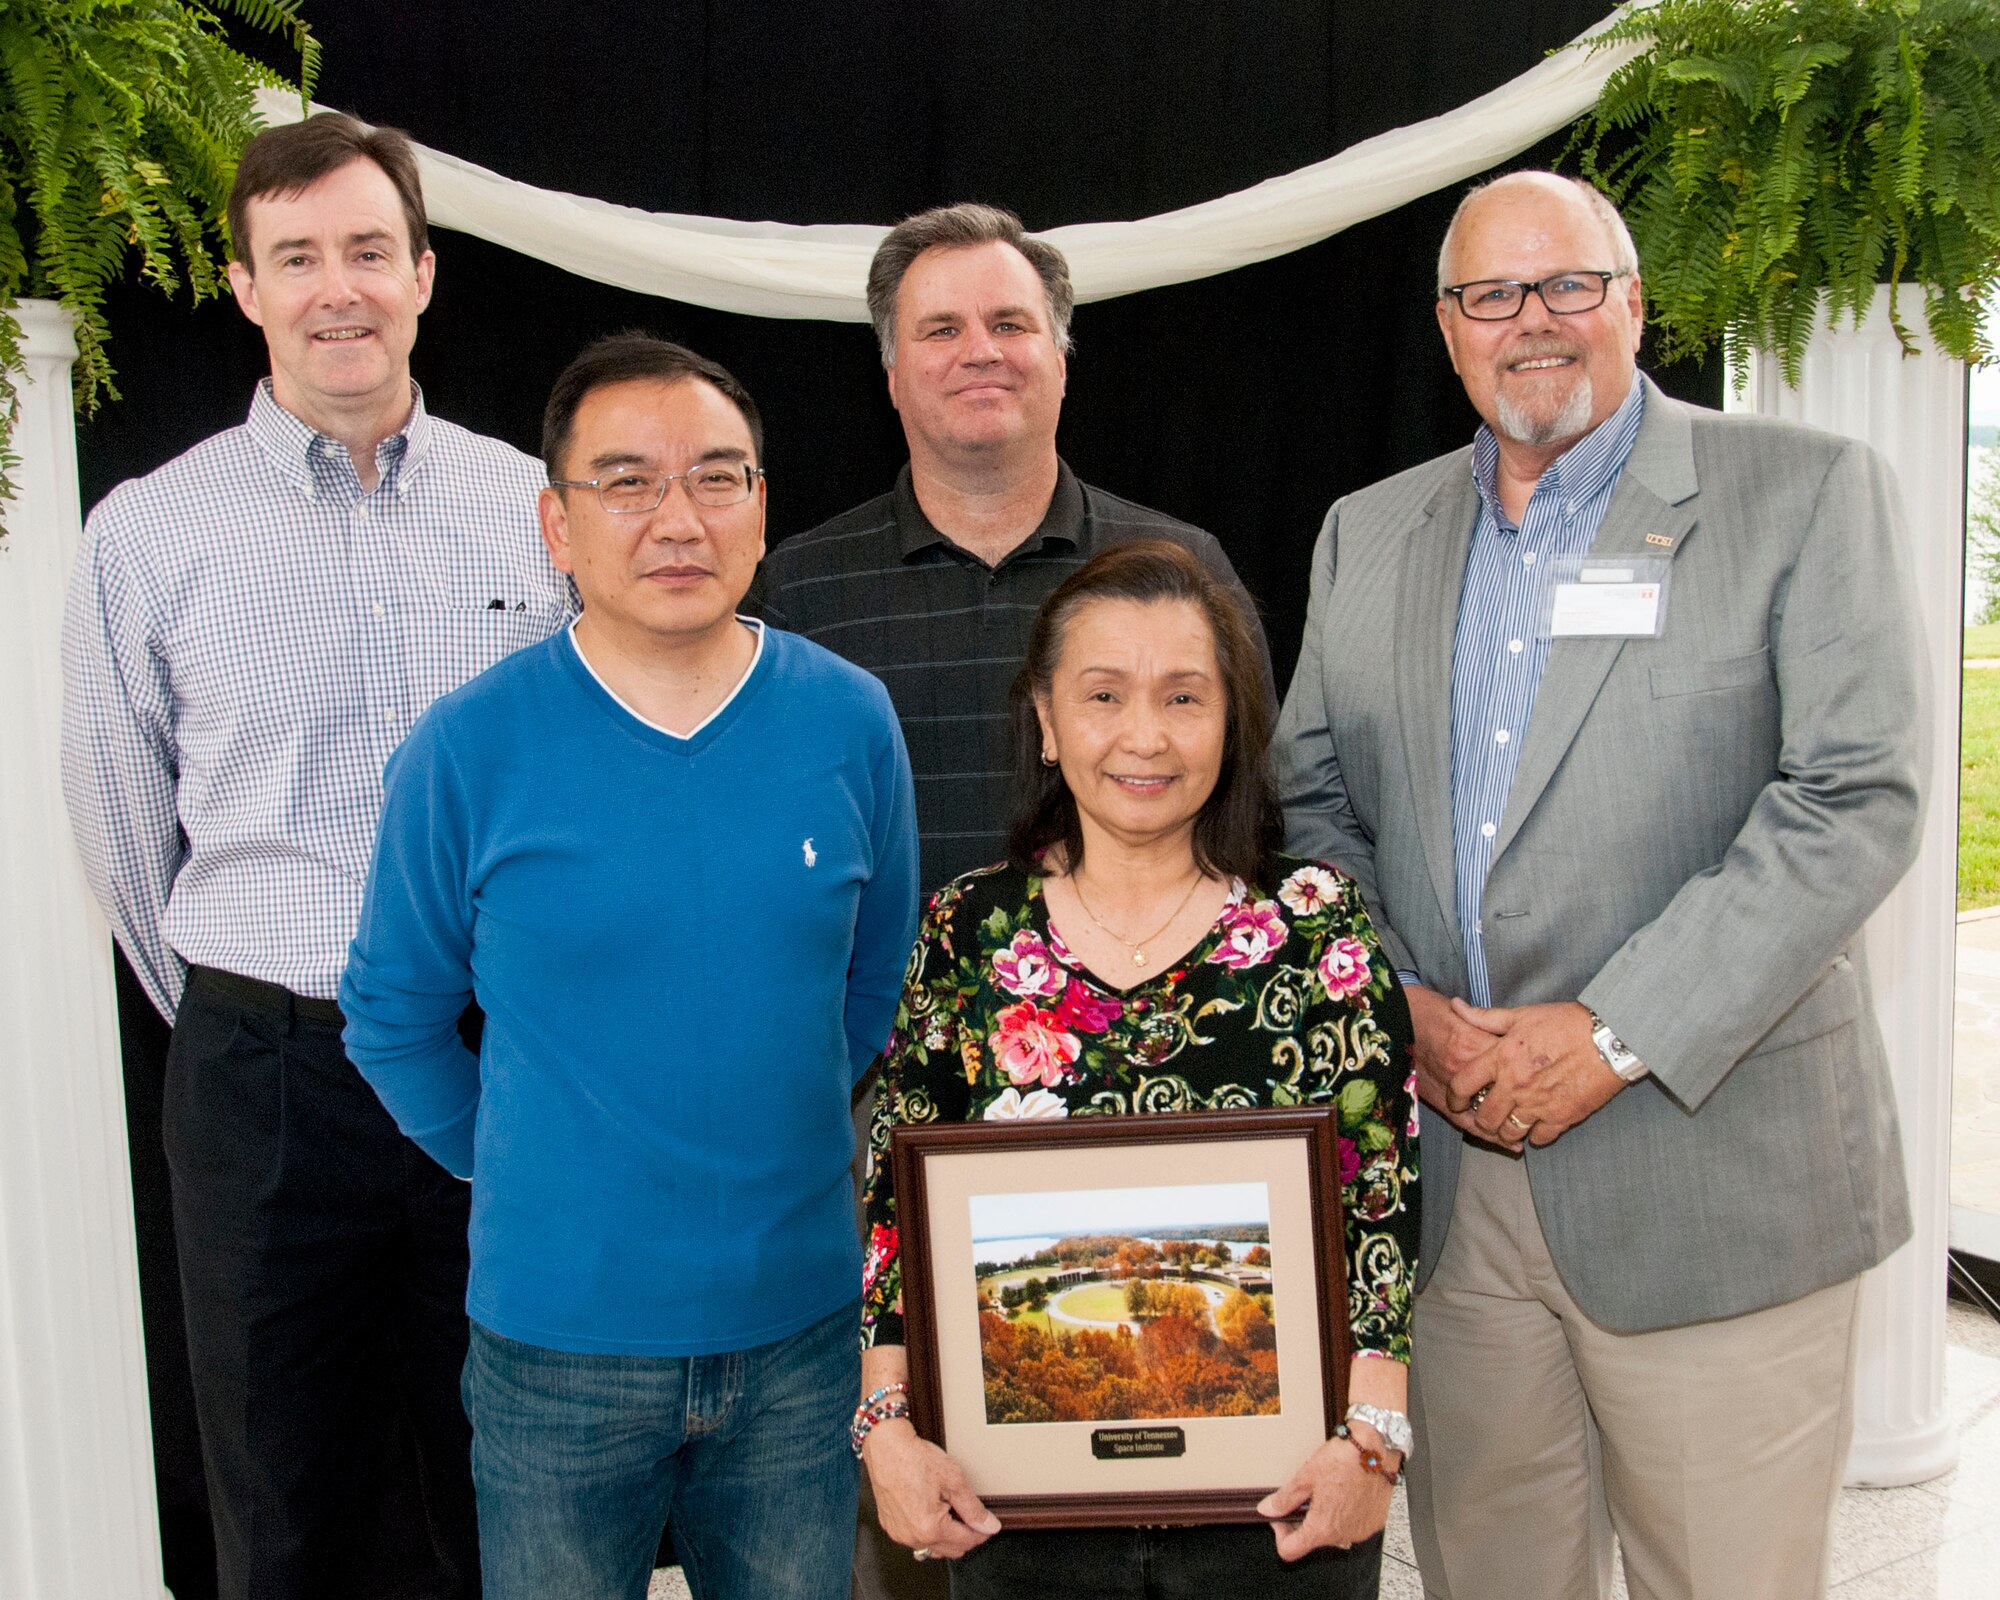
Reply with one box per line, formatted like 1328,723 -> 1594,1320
752,460 -> 1273,891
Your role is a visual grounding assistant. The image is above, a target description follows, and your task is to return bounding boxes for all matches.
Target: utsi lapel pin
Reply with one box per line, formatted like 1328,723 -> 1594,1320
1645,532 -> 1675,549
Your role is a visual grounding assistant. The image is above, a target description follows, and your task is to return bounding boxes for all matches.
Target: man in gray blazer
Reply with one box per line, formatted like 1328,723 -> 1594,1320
1275,171 -> 1925,1599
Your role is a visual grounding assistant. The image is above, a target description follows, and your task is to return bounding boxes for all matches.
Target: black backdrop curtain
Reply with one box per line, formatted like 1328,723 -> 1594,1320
80,4 -> 1721,1593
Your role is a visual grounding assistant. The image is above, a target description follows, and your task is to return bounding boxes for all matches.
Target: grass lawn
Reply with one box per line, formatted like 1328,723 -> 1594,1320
1968,625 -> 2000,661
1961,663 -> 2000,910
1052,1282 -> 1132,1323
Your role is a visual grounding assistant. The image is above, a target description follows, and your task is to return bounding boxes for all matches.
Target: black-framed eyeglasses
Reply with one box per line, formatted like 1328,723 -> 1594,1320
550,461 -> 766,512
1440,269 -> 1630,321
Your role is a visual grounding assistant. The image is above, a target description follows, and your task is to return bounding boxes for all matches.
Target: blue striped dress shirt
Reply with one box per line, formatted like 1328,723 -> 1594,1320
62,381 -> 573,1018
1442,376 -> 1645,1006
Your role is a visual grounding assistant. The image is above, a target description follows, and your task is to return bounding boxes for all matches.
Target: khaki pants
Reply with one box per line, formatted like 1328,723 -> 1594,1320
1406,1145 -> 1861,1600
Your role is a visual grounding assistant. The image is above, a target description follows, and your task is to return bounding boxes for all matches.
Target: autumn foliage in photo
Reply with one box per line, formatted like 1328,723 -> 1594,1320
980,1291 -> 1280,1425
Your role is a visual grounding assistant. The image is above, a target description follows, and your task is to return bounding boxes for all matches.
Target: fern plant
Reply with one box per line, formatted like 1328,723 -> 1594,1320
0,0 -> 318,523
1567,0 -> 2000,386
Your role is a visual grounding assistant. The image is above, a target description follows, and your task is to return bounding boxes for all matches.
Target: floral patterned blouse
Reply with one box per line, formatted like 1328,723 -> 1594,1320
861,855 -> 1419,1362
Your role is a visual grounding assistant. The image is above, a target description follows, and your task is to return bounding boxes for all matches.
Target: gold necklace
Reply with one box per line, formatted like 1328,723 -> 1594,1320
1070,868 -> 1208,968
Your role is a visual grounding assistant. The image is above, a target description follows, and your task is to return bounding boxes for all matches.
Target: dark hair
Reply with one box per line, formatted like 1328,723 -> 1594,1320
229,113 -> 428,268
1008,539 -> 1280,885
541,331 -> 765,479
865,202 -> 1075,366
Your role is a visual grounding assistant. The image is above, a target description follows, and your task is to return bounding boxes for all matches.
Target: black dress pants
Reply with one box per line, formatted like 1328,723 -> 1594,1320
948,1525 -> 1383,1599
164,967 -> 479,1600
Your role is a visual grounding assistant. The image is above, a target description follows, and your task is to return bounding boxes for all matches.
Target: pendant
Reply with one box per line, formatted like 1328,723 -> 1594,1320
1133,949 -> 1146,966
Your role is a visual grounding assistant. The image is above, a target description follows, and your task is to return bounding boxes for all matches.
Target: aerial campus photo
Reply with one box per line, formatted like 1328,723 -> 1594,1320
969,1181 -> 1280,1426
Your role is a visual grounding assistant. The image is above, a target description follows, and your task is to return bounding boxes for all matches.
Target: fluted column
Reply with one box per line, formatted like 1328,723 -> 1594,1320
1730,284 -> 1961,1486
0,301 -> 167,1596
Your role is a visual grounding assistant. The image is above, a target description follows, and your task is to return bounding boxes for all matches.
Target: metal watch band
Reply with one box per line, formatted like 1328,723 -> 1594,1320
1344,1402 -> 1415,1458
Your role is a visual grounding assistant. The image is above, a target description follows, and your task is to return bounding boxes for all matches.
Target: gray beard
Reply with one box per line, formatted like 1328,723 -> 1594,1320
1495,372 -> 1594,447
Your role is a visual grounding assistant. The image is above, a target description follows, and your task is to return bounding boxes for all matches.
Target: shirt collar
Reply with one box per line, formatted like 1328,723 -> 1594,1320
245,379 -> 433,496
889,458 -> 1088,562
1470,372 -> 1646,529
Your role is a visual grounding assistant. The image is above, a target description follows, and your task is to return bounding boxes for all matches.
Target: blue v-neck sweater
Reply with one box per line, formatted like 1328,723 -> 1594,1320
341,624 -> 919,1356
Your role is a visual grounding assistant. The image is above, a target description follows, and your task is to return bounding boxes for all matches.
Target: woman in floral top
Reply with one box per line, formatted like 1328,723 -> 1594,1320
855,540 -> 1418,1599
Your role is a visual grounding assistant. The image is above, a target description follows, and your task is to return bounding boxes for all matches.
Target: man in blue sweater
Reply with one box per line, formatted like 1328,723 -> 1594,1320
342,333 -> 920,1600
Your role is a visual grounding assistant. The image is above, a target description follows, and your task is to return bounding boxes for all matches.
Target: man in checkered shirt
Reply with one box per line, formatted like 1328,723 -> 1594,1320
61,114 -> 569,1600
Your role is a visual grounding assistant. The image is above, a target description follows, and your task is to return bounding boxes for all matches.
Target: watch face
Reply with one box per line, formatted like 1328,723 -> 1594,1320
1594,1024 -> 1638,1076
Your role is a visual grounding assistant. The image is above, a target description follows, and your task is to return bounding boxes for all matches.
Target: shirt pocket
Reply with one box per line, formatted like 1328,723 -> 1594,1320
411,601 -> 568,705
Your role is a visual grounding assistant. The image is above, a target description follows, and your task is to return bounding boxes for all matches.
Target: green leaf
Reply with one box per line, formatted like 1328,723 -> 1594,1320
1337,1079 -> 1379,1123
1563,0 -> 2000,378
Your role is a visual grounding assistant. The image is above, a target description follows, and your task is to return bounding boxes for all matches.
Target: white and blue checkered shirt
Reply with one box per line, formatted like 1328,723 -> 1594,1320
62,381 -> 574,1019
1445,376 -> 1646,1006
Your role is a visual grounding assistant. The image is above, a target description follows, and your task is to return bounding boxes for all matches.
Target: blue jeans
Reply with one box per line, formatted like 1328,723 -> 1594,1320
462,1301 -> 860,1600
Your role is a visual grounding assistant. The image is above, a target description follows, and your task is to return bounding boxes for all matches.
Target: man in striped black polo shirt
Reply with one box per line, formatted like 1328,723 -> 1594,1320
754,203 -> 1271,895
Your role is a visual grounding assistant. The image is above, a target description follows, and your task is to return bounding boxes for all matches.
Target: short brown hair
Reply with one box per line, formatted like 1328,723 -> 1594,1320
865,202 -> 1074,366
229,112 -> 428,268
542,331 -> 765,480
1008,539 -> 1279,886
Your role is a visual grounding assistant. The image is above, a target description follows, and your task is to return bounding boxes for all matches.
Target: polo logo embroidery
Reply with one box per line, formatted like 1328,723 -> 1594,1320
1645,532 -> 1675,548
803,839 -> 817,868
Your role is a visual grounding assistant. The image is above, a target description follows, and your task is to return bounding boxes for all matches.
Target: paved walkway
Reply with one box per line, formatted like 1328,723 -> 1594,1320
1955,915 -> 2000,1220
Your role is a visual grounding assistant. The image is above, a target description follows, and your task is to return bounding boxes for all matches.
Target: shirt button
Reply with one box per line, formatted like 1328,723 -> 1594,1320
1522,551 -> 1537,566
1508,639 -> 1524,654
356,504 -> 369,520
372,602 -> 386,618
1495,729 -> 1510,745
382,710 -> 395,725
1481,822 -> 1497,839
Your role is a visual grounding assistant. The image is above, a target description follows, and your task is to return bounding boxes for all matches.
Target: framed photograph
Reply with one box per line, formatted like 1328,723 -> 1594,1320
889,1107 -> 1348,1529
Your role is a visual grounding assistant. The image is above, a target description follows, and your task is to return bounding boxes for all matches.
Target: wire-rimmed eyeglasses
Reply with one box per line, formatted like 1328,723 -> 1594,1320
550,460 -> 766,513
1439,269 -> 1630,321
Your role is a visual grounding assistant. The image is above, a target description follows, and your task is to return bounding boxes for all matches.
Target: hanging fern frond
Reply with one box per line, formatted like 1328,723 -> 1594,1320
0,0 -> 317,525
1565,0 -> 2000,387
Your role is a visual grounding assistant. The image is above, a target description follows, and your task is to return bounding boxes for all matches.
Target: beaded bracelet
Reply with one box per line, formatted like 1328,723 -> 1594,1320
1333,1422 -> 1402,1486
850,1396 -> 912,1458
850,1383 -> 912,1457
858,1382 -> 908,1413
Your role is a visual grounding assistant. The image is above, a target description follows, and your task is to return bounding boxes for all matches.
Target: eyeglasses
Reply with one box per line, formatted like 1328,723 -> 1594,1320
549,460 -> 766,513
1439,269 -> 1630,321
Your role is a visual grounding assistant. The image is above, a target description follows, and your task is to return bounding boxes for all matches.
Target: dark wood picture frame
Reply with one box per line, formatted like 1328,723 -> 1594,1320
889,1107 -> 1349,1528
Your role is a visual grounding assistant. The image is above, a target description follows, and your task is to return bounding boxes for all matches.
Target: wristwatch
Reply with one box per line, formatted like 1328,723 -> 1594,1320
1587,1009 -> 1649,1083
1344,1402 -> 1415,1459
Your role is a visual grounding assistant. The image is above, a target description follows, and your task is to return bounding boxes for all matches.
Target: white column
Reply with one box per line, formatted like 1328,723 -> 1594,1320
0,301 -> 167,1596
1730,284 -> 1962,1486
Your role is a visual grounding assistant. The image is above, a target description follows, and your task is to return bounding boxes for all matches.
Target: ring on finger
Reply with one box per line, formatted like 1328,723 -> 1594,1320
1504,1111 -> 1531,1134
1468,1087 -> 1490,1112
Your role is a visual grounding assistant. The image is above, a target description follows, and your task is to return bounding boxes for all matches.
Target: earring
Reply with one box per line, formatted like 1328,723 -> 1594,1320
1041,750 -> 1058,767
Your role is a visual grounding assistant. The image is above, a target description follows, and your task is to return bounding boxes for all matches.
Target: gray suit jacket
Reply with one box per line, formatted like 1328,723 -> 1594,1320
1274,377 -> 1924,1331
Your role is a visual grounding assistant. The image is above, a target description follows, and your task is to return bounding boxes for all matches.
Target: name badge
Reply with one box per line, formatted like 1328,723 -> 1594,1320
1543,556 -> 1670,639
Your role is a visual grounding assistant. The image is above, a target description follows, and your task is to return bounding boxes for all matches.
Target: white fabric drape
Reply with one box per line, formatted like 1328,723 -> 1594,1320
252,9 -> 1643,321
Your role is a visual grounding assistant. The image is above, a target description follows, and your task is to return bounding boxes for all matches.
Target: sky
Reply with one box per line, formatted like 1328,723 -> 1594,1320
1974,361 -> 2000,428
969,1181 -> 1269,1242
1974,305 -> 2000,427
